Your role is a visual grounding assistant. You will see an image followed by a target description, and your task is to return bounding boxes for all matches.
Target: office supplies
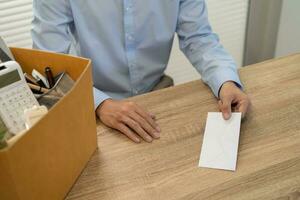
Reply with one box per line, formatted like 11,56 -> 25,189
0,36 -> 14,61
24,105 -> 48,129
45,67 -> 55,88
35,72 -> 73,109
199,112 -> 242,171
32,69 -> 50,88
28,83 -> 50,94
24,72 -> 39,85
0,61 -> 39,135
53,72 -> 74,95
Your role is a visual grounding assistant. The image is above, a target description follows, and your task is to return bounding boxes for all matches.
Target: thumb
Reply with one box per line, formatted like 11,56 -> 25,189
218,97 -> 232,120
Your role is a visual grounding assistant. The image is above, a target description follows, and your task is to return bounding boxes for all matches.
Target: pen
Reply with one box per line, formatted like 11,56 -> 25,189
45,67 -> 55,88
28,83 -> 50,94
24,73 -> 39,85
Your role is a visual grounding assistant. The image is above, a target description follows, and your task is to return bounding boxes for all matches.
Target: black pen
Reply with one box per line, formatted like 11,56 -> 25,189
45,67 -> 55,88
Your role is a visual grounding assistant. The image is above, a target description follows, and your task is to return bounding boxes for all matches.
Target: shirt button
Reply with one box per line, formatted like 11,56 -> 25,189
134,90 -> 138,95
126,6 -> 131,12
127,34 -> 134,41
126,4 -> 133,10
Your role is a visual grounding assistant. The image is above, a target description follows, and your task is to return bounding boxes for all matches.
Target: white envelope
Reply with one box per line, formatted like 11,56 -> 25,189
199,112 -> 242,171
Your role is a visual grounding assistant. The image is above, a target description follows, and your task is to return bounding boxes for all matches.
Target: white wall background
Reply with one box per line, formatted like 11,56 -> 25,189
0,0 -> 249,85
275,0 -> 300,58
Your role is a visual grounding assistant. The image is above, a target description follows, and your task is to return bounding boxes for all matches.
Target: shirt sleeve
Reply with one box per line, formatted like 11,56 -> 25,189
93,87 -> 111,110
31,0 -> 111,109
176,0 -> 243,97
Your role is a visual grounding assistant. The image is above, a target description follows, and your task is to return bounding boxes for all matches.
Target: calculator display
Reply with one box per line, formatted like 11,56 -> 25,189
0,69 -> 21,89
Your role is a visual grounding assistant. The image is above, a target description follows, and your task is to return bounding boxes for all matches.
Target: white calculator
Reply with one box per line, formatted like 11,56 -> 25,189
0,61 -> 39,135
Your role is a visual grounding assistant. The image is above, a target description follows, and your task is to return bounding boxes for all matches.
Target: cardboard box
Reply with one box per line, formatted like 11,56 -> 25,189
0,48 -> 98,200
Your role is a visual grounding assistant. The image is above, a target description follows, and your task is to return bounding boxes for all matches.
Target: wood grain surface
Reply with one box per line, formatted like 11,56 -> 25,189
66,54 -> 300,200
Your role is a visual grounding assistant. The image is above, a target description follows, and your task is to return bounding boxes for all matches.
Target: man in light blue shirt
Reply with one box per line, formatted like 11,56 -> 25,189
32,0 -> 250,143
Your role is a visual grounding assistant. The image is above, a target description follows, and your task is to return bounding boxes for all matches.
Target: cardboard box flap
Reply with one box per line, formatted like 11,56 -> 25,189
10,47 -> 91,81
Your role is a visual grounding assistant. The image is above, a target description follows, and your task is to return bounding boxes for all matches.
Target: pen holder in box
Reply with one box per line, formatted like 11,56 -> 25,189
0,48 -> 98,200
36,72 -> 75,109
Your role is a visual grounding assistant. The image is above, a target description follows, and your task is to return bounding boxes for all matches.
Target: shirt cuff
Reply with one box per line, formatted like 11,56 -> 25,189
93,87 -> 111,110
207,67 -> 243,98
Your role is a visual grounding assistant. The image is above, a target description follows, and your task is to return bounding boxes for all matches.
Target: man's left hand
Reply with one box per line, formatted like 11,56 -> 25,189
218,81 -> 251,120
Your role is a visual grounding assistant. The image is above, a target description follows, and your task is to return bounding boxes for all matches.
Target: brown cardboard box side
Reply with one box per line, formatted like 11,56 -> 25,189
0,48 -> 97,200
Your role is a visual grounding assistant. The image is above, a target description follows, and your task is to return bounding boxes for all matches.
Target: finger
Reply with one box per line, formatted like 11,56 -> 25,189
128,111 -> 160,139
134,106 -> 160,132
218,100 -> 231,119
122,116 -> 153,143
231,101 -> 239,112
218,100 -> 222,109
233,106 -> 239,112
149,113 -> 156,120
238,100 -> 250,119
116,123 -> 141,143
219,96 -> 233,120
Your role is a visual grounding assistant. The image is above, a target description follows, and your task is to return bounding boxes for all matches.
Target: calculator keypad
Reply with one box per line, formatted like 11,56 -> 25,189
0,85 -> 38,134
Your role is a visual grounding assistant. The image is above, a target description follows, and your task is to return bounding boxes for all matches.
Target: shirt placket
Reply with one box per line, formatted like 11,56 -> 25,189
123,0 -> 139,95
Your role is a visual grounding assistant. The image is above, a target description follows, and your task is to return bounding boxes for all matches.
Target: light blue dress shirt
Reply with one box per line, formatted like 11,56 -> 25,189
31,0 -> 242,109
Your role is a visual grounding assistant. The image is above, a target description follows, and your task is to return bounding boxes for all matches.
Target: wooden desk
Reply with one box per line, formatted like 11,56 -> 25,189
66,55 -> 300,200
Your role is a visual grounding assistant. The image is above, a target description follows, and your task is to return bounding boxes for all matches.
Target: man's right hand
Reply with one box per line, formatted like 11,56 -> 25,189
96,99 -> 161,143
